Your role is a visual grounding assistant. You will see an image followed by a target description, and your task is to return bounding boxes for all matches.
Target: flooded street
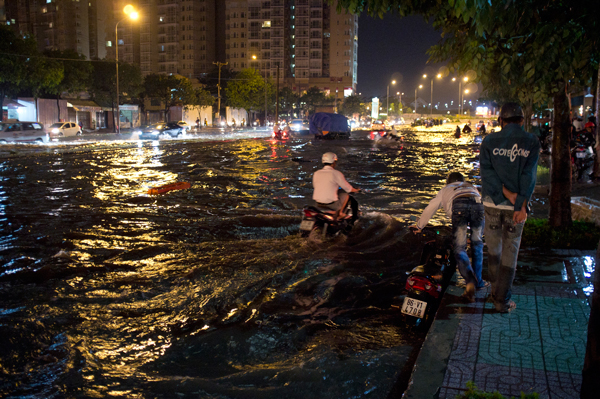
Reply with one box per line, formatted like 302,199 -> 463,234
1,126 -> 483,398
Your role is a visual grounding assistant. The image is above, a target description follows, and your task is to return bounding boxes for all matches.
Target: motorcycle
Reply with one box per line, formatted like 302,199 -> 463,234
272,128 -> 290,140
298,196 -> 358,238
571,132 -> 595,181
398,226 -> 455,328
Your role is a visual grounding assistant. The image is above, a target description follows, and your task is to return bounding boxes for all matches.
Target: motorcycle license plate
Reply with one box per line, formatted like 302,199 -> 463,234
299,219 -> 315,231
400,297 -> 427,318
576,152 -> 587,158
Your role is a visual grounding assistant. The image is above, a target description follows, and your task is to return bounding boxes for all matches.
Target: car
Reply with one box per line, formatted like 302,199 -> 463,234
48,121 -> 82,137
176,121 -> 190,132
0,121 -> 49,144
289,119 -> 309,132
138,122 -> 184,140
371,120 -> 389,131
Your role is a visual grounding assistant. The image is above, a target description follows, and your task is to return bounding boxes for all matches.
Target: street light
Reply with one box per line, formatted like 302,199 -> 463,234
452,76 -> 468,115
414,84 -> 423,114
423,73 -> 442,117
387,80 -> 396,121
115,5 -> 138,133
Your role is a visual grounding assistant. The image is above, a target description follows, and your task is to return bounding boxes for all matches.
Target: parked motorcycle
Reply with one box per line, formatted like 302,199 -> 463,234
298,196 -> 358,238
398,226 -> 455,328
571,132 -> 595,181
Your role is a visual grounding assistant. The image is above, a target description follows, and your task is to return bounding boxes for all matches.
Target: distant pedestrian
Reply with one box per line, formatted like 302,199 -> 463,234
196,118 -> 200,130
455,125 -> 461,138
412,172 -> 487,302
462,123 -> 472,134
204,118 -> 208,127
242,118 -> 246,127
480,102 -> 540,313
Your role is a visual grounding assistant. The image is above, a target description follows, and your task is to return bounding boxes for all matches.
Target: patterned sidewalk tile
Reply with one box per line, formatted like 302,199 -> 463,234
546,370 -> 583,399
473,363 -> 549,398
479,295 -> 544,370
536,296 -> 590,374
441,359 -> 475,392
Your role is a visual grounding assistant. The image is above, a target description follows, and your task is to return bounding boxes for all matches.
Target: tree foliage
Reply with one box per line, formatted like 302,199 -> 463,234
142,74 -> 203,120
339,94 -> 364,117
278,87 -> 299,118
300,86 -> 334,114
333,0 -> 600,228
89,60 -> 142,107
225,68 -> 274,112
0,26 -> 47,119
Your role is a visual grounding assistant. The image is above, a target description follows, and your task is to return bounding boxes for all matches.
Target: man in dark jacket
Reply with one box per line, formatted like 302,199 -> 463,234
480,102 -> 540,313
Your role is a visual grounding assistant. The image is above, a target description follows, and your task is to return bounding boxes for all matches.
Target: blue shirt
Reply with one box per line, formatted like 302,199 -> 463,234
480,123 -> 540,211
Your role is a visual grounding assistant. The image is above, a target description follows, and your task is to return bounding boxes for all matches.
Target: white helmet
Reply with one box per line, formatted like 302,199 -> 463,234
322,152 -> 338,164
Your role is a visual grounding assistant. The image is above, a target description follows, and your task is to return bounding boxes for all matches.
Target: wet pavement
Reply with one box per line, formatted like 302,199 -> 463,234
405,248 -> 594,399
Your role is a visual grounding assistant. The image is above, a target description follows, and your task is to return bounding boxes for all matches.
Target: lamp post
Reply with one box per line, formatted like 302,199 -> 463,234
415,85 -> 422,114
464,89 -> 470,116
453,76 -> 468,115
387,80 -> 396,120
423,73 -> 442,117
115,5 -> 138,133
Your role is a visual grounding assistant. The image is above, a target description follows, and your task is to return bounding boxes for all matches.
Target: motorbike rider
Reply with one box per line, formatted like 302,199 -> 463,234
463,122 -> 472,134
313,152 -> 360,224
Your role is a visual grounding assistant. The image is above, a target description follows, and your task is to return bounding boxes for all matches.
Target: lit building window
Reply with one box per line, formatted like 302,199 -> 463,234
107,41 -> 112,47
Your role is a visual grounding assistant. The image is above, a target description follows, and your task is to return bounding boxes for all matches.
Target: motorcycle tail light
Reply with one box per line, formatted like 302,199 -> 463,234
405,275 -> 440,298
303,209 -> 317,217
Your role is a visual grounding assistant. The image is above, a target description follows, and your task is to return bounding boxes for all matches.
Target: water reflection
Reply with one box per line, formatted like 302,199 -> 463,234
0,126 -> 555,398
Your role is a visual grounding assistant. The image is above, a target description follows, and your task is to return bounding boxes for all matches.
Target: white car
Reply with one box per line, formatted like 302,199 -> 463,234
48,122 -> 82,137
176,121 -> 190,132
289,119 -> 309,132
0,121 -> 49,144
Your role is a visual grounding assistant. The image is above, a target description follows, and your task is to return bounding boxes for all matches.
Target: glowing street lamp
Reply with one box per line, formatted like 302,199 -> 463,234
115,5 -> 139,133
387,80 -> 396,119
423,73 -> 442,117
414,84 -> 423,113
453,76 -> 469,115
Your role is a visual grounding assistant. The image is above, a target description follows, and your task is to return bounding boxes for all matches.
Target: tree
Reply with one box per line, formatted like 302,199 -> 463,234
225,68 -> 268,112
278,87 -> 299,119
300,86 -> 334,115
44,50 -> 92,121
334,0 -> 600,228
0,26 -> 38,120
89,60 -> 141,130
141,74 -> 197,121
339,94 -> 364,117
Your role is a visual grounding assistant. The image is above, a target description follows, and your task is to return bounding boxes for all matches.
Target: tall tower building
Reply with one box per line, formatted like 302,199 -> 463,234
106,0 -> 217,77
5,0 -> 95,59
224,0 -> 357,99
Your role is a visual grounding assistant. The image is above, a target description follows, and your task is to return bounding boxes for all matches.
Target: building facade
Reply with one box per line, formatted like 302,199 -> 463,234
225,0 -> 357,99
4,0 -> 100,59
105,0 -> 218,77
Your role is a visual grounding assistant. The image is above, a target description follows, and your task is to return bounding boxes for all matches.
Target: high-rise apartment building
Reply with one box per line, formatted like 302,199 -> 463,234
4,0 -> 102,59
225,0 -> 357,98
106,0 -> 217,78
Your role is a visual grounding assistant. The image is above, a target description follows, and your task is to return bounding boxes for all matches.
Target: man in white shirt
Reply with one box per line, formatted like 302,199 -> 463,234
312,152 -> 360,223
412,172 -> 487,301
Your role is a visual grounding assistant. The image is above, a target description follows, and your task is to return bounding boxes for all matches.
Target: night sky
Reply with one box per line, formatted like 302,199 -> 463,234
357,14 -> 480,110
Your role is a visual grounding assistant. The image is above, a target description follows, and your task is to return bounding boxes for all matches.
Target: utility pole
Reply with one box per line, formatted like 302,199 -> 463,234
213,61 -> 228,125
275,65 -> 280,125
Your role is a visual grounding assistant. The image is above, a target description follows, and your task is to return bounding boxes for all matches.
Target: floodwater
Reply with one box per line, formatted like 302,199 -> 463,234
0,126 -> 482,398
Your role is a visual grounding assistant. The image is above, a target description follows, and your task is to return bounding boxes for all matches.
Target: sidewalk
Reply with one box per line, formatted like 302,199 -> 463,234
404,248 -> 594,399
